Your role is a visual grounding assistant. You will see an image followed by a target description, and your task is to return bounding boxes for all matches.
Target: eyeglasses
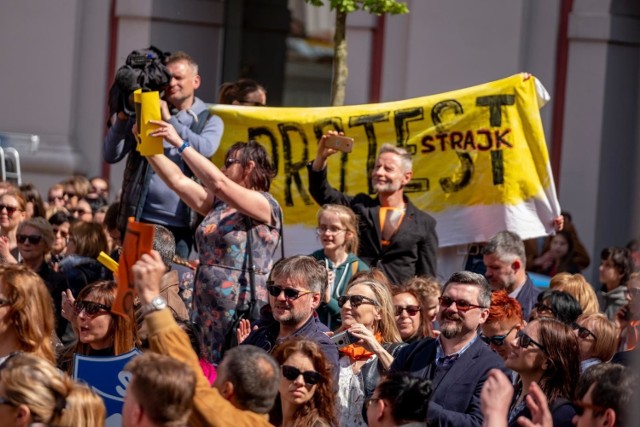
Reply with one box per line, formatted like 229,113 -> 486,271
224,158 -> 241,168
74,300 -> 111,317
281,365 -> 322,386
69,208 -> 90,216
315,226 -> 347,235
479,325 -> 518,346
338,294 -> 379,308
48,195 -> 64,203
0,298 -> 11,307
63,191 -> 76,199
52,228 -> 69,239
365,397 -> 382,408
395,305 -> 421,316
438,296 -> 486,312
516,330 -> 547,353
266,283 -> 314,300
573,400 -> 608,416
239,100 -> 265,107
0,396 -> 15,407
572,323 -> 597,341
0,204 -> 20,216
16,234 -> 43,245
533,302 -> 556,316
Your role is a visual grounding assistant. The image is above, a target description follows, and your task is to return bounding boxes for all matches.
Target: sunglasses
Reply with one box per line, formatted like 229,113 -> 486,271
573,400 -> 608,416
48,195 -> 64,203
63,191 -> 76,199
0,396 -> 15,407
572,323 -> 597,341
266,283 -> 313,300
480,325 -> 518,346
534,302 -> 556,316
338,294 -> 379,308
516,330 -> 547,353
439,296 -> 486,312
0,204 -> 20,216
395,305 -> 421,316
16,234 -> 42,245
224,158 -> 241,168
0,298 -> 11,307
281,365 -> 322,386
74,300 -> 111,317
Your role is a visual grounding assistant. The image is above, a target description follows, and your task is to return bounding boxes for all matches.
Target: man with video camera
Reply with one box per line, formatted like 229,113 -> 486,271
103,50 -> 222,258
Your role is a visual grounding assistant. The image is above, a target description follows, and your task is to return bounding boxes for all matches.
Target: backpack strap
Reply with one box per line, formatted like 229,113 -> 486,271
190,109 -> 211,135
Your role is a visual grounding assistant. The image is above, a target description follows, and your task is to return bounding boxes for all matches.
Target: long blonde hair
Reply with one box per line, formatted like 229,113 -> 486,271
0,265 -> 55,363
345,279 -> 402,343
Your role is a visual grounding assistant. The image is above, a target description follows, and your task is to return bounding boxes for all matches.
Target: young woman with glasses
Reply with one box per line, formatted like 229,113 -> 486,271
335,278 -> 403,426
0,190 -> 27,265
309,204 -> 369,330
504,317 -> 580,427
270,338 -> 337,427
58,280 -> 135,372
392,276 -> 440,343
145,131 -> 282,364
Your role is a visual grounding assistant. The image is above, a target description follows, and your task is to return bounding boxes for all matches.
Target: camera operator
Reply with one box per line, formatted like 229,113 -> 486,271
103,50 -> 222,258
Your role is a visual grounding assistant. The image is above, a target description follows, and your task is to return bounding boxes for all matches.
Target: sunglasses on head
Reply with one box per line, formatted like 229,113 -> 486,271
572,323 -> 597,341
16,234 -> 42,245
395,305 -> 421,316
266,282 -> 313,300
74,300 -> 111,317
439,296 -> 485,312
516,330 -> 548,353
281,365 -> 322,386
479,325 -> 518,346
338,294 -> 379,308
0,204 -> 20,216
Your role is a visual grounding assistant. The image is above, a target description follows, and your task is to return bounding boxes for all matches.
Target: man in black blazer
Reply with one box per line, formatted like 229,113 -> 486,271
390,271 -> 504,427
308,132 -> 438,285
482,230 -> 540,320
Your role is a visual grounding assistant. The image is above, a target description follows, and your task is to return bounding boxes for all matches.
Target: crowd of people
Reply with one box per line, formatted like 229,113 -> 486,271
0,49 -> 638,427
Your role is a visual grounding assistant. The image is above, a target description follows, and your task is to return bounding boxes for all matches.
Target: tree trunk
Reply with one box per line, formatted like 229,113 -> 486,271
331,10 -> 348,106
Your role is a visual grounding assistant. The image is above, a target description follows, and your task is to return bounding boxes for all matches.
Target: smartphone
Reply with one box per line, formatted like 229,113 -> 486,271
330,330 -> 357,349
324,135 -> 354,153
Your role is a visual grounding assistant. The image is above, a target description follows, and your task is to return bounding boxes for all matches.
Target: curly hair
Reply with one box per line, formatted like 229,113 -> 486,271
536,318 -> 581,403
0,265 -> 55,363
271,338 -> 338,427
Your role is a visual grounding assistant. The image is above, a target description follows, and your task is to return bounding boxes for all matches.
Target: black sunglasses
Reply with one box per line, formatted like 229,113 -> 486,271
480,325 -> 518,346
74,300 -> 111,317
516,330 -> 547,353
395,305 -> 421,316
266,283 -> 313,300
0,204 -> 20,216
573,400 -> 608,416
281,365 -> 322,386
224,158 -> 241,168
16,234 -> 42,245
572,323 -> 597,341
534,302 -> 556,316
0,298 -> 11,307
338,295 -> 379,308
439,296 -> 486,312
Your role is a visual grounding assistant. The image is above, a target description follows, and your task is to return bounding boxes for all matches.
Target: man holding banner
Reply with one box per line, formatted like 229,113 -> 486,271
308,132 -> 438,285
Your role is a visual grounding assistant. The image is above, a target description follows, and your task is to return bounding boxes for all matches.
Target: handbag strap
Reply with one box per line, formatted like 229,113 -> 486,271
244,216 -> 257,307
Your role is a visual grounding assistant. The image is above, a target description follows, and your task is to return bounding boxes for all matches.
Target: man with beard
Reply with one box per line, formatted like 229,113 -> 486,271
241,255 -> 340,373
390,271 -> 504,427
308,132 -> 438,285
483,230 -> 540,320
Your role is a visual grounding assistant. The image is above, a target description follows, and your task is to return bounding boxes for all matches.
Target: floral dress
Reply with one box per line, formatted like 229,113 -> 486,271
194,192 -> 282,362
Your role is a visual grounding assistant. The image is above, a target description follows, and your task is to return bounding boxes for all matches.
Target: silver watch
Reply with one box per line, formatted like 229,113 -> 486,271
140,295 -> 167,317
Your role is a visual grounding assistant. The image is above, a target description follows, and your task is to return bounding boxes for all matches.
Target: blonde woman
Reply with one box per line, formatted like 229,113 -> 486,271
335,278 -> 403,426
573,312 -> 618,372
310,204 -> 369,329
0,190 -> 27,264
0,353 -> 105,427
0,264 -> 56,364
549,272 -> 600,315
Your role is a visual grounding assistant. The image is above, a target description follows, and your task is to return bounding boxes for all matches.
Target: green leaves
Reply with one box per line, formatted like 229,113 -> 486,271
304,0 -> 409,15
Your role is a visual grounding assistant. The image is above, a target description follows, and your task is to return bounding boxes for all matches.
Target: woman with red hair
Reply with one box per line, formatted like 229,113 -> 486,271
480,290 -> 525,361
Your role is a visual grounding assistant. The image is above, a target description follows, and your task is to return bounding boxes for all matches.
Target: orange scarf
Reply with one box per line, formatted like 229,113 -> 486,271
339,331 -> 383,360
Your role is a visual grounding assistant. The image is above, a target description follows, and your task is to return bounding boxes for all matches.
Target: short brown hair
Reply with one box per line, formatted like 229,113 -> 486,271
125,352 -> 196,426
69,221 -> 108,258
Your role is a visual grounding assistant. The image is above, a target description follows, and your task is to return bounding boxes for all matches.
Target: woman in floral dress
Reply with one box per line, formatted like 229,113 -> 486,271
147,123 -> 281,362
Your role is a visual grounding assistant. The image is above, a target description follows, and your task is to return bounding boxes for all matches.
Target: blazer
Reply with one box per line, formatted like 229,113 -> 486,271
308,164 -> 438,285
390,337 -> 505,427
516,275 -> 541,321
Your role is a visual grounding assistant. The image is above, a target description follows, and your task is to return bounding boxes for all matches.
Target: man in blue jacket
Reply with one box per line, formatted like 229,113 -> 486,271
390,271 -> 504,427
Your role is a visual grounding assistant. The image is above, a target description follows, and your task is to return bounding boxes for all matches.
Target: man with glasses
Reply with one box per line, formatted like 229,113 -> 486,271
241,255 -> 340,371
103,50 -> 223,258
308,137 -> 438,285
391,271 -> 504,427
483,230 -> 540,320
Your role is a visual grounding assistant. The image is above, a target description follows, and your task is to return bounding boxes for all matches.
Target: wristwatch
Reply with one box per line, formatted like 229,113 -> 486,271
139,295 -> 167,318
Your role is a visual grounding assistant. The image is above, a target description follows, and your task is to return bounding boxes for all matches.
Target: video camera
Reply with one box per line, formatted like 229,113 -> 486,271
108,46 -> 172,117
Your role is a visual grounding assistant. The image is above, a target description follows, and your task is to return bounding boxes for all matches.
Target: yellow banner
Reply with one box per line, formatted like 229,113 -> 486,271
209,74 -> 560,246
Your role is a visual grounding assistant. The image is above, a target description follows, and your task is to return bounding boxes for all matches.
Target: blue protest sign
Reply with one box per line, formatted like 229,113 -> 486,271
73,348 -> 142,427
